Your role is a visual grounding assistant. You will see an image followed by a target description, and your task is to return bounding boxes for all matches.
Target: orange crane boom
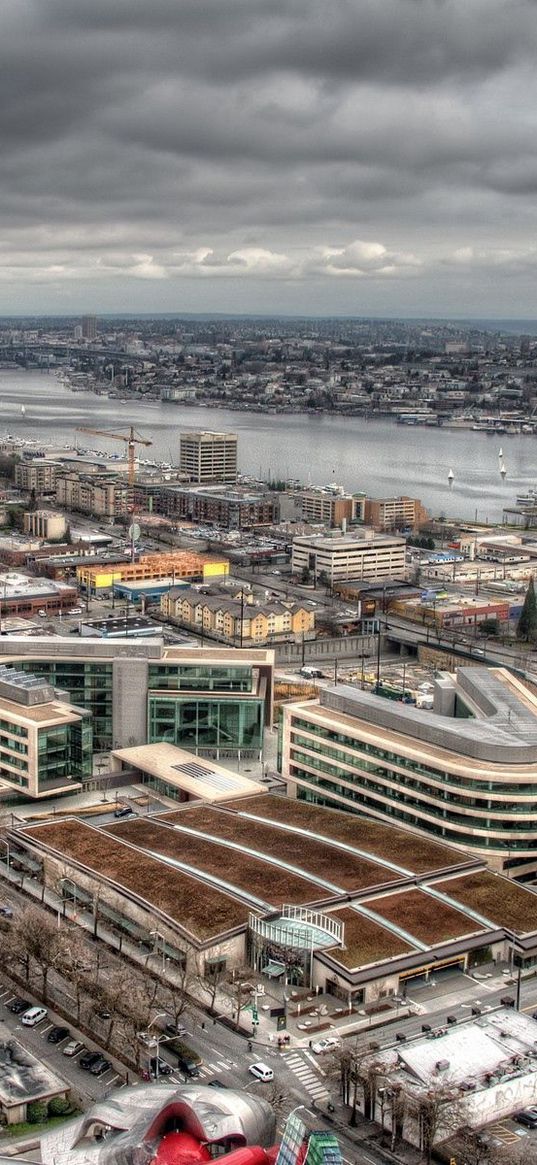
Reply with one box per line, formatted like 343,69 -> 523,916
77,425 -> 152,487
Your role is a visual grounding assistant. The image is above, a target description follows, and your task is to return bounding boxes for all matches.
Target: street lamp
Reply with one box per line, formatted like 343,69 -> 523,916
150,929 -> 167,973
145,1011 -> 167,1080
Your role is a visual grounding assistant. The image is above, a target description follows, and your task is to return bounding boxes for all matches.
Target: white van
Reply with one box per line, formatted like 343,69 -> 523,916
21,1006 -> 48,1027
248,1062 -> 274,1083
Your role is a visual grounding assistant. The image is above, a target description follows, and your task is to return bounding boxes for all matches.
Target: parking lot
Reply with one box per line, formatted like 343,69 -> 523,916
0,985 -> 127,1102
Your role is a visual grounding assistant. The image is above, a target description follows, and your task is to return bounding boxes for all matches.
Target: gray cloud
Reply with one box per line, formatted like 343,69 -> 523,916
1,0 -> 537,313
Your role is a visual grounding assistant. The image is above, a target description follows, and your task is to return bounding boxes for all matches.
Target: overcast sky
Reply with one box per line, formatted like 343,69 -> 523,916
2,0 -> 537,317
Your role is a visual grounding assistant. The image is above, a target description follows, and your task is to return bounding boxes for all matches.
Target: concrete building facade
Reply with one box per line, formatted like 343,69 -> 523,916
24,510 -> 67,542
364,495 -> 429,532
55,471 -> 129,519
0,665 -> 91,798
15,459 -> 58,493
179,431 -> 238,483
291,530 -> 407,584
295,489 -> 365,528
280,667 -> 537,877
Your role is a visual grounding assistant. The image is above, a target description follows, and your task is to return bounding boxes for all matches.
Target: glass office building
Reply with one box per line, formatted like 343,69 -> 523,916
11,645 -> 271,757
281,671 -> 537,879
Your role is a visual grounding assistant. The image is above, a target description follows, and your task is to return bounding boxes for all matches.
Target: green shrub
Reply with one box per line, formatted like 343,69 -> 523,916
48,1097 -> 72,1117
27,1102 -> 48,1124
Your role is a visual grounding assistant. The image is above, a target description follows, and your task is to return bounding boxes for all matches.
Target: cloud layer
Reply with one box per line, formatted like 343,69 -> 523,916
1,0 -> 537,314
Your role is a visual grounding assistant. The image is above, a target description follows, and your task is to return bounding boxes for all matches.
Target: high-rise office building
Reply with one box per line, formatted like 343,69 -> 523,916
179,431 -> 238,483
81,315 -> 97,341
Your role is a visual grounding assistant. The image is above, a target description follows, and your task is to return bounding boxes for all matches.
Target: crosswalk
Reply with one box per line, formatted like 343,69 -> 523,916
168,1055 -> 238,1085
283,1051 -> 330,1103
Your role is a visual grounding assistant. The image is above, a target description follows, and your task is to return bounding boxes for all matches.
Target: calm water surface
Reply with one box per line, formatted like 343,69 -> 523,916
1,369 -> 536,523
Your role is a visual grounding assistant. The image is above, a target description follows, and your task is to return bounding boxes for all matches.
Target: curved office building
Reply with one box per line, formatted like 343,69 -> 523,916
281,667 -> 537,879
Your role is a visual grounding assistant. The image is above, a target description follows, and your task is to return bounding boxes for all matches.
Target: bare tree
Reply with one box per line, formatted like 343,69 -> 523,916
453,1128 -> 506,1165
195,951 -> 229,1014
405,1080 -> 469,1165
338,1039 -> 384,1125
159,974 -> 190,1029
11,906 -> 65,1003
222,966 -> 255,1031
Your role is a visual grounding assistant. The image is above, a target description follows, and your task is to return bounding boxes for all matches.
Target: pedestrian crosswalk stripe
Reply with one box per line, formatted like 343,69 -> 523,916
283,1052 -> 330,1100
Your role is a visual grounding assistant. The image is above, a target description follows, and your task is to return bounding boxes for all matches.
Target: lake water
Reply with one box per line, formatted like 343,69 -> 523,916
1,368 -> 536,523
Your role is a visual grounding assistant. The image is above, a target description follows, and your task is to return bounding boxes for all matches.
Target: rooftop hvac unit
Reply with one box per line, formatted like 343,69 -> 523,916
436,1060 -> 450,1072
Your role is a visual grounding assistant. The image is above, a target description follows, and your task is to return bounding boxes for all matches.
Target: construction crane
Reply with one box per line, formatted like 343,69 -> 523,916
76,425 -> 152,488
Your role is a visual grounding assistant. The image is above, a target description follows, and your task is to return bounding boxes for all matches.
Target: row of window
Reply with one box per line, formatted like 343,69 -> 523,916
291,717 -> 537,794
290,733 -> 537,813
292,770 -> 537,851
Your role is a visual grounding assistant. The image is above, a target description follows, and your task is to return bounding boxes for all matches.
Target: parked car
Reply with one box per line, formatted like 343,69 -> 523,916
63,1039 -> 85,1057
89,1057 -> 112,1077
311,1037 -> 340,1055
149,1057 -> 173,1077
516,1110 -> 537,1128
7,997 -> 30,1014
208,1080 -> 228,1089
47,1026 -> 70,1044
137,1031 -> 158,1048
0,905 -> 13,918
79,1050 -> 101,1071
21,1006 -> 48,1027
248,1063 -> 274,1083
114,806 -> 133,818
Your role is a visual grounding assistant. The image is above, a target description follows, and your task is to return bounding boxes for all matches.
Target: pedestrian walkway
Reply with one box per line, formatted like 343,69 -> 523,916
283,1050 -> 330,1103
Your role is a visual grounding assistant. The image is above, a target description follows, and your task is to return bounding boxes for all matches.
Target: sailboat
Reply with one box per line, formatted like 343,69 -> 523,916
448,467 -> 454,488
20,404 -> 25,417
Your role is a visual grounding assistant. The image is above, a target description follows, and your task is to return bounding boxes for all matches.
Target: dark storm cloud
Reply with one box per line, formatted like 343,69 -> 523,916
1,0 -> 537,312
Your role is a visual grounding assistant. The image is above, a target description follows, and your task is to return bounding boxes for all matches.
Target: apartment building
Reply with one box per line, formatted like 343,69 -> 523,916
295,488 -> 365,527
179,431 -> 238,483
0,665 -> 91,799
0,638 -> 273,756
134,483 -> 279,529
291,529 -> 406,583
162,586 -> 315,644
281,667 -> 537,878
15,459 -> 59,493
55,470 -> 129,519
364,495 -> 429,532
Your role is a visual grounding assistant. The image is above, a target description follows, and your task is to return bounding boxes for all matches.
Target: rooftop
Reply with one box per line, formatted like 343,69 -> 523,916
223,794 -> 466,875
309,666 -> 537,764
20,818 -> 254,941
0,1023 -> 66,1108
111,743 -> 264,803
372,1007 -> 537,1098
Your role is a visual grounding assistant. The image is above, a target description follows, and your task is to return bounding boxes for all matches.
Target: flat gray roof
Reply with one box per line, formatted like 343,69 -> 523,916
320,667 -> 537,763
